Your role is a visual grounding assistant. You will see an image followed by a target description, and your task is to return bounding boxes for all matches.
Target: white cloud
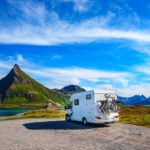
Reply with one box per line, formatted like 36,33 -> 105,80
23,67 -> 133,91
61,0 -> 92,12
39,67 -> 150,97
0,55 -> 133,94
134,61 -> 150,76
95,84 -> 114,90
0,60 -> 13,78
1,1 -> 150,46
124,42 -> 150,56
0,54 -> 34,73
25,67 -> 131,82
51,55 -> 63,60
1,55 -> 150,97
137,67 -> 150,75
2,21 -> 150,45
17,54 -> 24,62
116,83 -> 150,97
84,83 -> 150,97
7,0 -> 47,21
0,60 -> 12,69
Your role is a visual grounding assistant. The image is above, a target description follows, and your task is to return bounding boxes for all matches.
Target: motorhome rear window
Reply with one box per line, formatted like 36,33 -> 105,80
74,99 -> 79,105
86,94 -> 91,100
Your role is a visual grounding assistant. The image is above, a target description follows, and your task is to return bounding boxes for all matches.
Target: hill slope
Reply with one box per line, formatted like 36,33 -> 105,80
60,85 -> 85,94
52,85 -> 86,100
0,64 -> 67,108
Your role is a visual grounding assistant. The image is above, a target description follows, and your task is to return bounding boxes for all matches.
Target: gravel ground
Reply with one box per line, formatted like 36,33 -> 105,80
0,119 -> 150,150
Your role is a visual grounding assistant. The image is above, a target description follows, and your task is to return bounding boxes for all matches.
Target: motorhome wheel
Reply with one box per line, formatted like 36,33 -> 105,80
83,118 -> 87,126
65,115 -> 70,122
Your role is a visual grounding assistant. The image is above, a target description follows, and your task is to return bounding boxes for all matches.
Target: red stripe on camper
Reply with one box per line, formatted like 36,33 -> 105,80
115,115 -> 119,118
95,116 -> 101,119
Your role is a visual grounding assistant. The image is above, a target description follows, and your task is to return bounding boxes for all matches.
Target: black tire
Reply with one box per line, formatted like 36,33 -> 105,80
82,118 -> 87,126
65,114 -> 70,122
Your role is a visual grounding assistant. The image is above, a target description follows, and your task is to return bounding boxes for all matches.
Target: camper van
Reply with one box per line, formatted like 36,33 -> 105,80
65,90 -> 120,125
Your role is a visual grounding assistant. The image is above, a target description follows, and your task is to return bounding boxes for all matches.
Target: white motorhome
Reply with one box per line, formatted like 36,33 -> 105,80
65,90 -> 120,125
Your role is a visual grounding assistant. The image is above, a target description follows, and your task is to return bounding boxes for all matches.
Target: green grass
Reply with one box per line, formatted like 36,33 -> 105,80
23,109 -> 66,118
119,106 -> 150,128
0,109 -> 66,121
0,103 -> 48,109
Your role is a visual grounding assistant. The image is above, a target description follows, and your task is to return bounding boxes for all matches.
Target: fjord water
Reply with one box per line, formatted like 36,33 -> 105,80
0,109 -> 31,117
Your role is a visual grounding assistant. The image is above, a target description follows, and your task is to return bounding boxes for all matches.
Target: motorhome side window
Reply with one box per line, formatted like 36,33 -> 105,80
74,99 -> 79,105
86,94 -> 91,100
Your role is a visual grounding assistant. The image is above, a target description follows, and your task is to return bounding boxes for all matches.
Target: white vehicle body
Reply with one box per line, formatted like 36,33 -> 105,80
66,90 -> 120,124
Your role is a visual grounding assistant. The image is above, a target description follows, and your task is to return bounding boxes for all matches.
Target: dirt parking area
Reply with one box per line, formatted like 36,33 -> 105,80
0,119 -> 150,150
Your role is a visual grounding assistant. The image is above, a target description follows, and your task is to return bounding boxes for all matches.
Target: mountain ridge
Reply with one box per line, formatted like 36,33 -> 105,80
118,95 -> 150,105
0,64 -> 67,107
52,85 -> 86,100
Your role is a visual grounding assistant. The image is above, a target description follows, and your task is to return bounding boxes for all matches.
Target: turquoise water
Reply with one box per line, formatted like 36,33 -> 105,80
59,107 -> 65,110
0,109 -> 31,117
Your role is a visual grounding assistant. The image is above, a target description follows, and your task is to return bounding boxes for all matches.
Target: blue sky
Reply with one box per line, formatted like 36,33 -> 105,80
1,0 -> 150,97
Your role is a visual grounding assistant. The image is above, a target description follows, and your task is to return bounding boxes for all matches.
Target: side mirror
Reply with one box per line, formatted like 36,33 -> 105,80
116,100 -> 120,103
65,106 -> 68,110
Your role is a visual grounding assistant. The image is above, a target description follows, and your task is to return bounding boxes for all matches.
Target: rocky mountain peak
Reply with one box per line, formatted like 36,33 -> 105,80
13,64 -> 20,70
11,64 -> 21,75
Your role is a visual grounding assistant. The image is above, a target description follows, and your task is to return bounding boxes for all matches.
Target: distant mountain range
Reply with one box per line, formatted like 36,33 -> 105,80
118,95 -> 150,106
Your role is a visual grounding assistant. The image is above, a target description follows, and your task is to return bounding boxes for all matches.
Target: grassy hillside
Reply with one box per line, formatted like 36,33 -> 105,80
0,64 -> 67,108
119,106 -> 150,128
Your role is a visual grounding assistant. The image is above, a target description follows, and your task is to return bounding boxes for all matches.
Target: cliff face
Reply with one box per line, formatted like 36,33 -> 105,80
0,64 -> 67,105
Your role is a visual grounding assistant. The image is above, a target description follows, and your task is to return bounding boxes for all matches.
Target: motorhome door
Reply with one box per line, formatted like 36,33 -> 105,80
84,93 -> 94,121
72,98 -> 82,121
